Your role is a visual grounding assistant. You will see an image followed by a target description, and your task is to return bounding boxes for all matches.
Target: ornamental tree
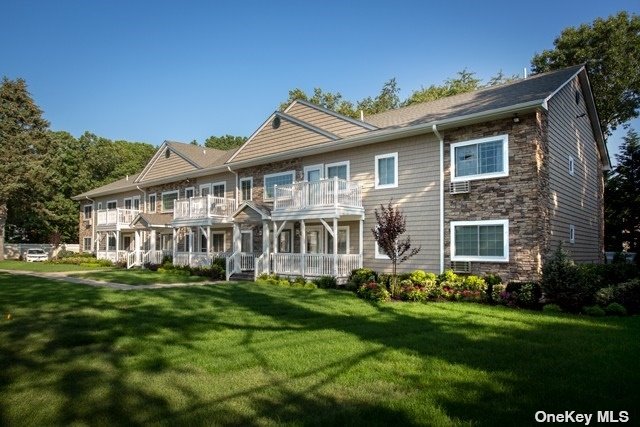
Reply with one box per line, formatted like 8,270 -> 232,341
372,201 -> 421,296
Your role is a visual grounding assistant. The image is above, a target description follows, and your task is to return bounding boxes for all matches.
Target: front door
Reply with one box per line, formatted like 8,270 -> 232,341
241,231 -> 253,253
123,236 -> 132,251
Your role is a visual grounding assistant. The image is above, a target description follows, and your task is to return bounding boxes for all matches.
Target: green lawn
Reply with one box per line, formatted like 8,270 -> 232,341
0,273 -> 638,426
0,260 -> 111,272
71,269 -> 211,285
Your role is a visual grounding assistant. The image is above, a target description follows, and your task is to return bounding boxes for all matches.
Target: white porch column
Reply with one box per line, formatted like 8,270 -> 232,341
207,226 -> 211,256
273,222 -> 278,254
172,228 -> 177,262
150,230 -> 156,252
115,230 -> 120,258
189,227 -> 194,266
359,218 -> 364,268
262,220 -> 270,274
333,218 -> 338,276
233,223 -> 241,253
134,230 -> 140,265
300,220 -> 306,277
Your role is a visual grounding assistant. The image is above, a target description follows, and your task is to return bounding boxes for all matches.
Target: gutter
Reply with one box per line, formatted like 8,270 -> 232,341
73,99 -> 544,200
431,125 -> 445,274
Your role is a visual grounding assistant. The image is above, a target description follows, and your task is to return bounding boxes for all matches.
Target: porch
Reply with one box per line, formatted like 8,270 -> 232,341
173,196 -> 236,223
96,208 -> 140,228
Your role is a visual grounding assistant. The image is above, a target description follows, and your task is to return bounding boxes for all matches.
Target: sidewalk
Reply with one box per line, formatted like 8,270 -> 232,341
0,269 -> 223,291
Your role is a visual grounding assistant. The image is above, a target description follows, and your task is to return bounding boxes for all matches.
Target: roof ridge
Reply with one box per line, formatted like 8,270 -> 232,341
290,99 -> 378,130
276,111 -> 341,140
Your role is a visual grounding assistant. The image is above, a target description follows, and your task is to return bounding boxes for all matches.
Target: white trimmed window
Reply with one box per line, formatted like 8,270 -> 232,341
240,177 -> 253,201
185,187 -> 195,199
212,232 -> 225,252
451,219 -> 509,262
212,182 -> 226,198
83,237 -> 92,252
124,198 -> 132,209
569,225 -> 576,244
264,171 -> 295,199
148,194 -> 156,213
106,200 -> 117,210
374,226 -> 391,260
375,152 -> 398,189
451,135 -> 508,182
161,191 -> 179,213
568,155 -> 575,176
325,161 -> 349,180
83,205 -> 93,220
200,184 -> 211,197
132,196 -> 140,211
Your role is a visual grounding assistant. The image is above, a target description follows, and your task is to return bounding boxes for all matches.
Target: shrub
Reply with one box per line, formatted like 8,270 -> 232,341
594,279 -> 640,314
357,282 -> 390,302
484,274 -> 503,303
542,304 -> 563,313
209,264 -> 225,280
313,276 -> 338,289
211,257 -> 226,269
437,269 -> 459,285
143,262 -> 160,272
595,286 -> 617,306
47,256 -> 113,267
161,255 -> 173,265
541,245 -> 598,312
347,269 -> 378,289
604,302 -> 627,316
506,282 -> 542,309
582,305 -> 606,317
492,284 -> 507,304
409,270 -> 437,285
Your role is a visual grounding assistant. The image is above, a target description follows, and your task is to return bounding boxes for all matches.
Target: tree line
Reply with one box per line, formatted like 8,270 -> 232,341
1,11 -> 638,258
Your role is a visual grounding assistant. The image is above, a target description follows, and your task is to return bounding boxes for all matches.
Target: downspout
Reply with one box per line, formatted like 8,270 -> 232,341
85,196 -> 95,253
136,185 -> 146,257
227,166 -> 238,204
432,124 -> 445,273
136,186 -> 146,212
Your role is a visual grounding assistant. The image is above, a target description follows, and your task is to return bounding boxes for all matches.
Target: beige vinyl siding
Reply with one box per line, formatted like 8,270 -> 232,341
93,190 -> 144,212
143,150 -> 198,181
547,77 -> 602,262
286,103 -> 370,138
233,118 -> 332,162
304,133 -> 441,273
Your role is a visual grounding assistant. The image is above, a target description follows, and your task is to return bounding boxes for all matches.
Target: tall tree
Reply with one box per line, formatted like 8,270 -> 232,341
0,77 -> 51,259
372,201 -> 420,297
605,128 -> 640,256
403,69 -> 482,106
279,87 -> 357,118
531,11 -> 640,134
204,135 -> 248,150
356,78 -> 401,115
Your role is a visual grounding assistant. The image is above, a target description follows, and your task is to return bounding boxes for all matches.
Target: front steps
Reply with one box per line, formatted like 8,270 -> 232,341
230,271 -> 254,282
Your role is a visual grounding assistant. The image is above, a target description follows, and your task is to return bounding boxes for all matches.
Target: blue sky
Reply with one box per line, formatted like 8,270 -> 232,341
2,0 -> 638,161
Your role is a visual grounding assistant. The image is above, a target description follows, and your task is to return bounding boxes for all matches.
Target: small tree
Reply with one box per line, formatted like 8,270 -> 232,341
372,201 -> 421,296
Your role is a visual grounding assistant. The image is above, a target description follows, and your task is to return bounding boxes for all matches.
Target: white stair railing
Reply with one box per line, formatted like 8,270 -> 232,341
226,251 -> 238,281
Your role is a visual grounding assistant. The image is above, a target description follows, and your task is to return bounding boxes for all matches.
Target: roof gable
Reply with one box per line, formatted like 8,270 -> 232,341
136,142 -> 200,183
229,112 -> 338,163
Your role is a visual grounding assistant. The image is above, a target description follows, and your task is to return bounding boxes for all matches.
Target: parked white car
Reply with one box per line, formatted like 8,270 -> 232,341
25,248 -> 49,262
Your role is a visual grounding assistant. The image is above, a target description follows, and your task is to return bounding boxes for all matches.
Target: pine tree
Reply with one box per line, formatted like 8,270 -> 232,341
0,77 -> 50,259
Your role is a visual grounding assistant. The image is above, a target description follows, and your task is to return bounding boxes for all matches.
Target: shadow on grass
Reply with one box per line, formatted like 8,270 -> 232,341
0,273 -> 638,425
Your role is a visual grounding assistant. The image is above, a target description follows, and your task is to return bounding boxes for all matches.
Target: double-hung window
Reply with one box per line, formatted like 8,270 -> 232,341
325,161 -> 349,180
240,177 -> 253,201
375,153 -> 398,189
451,219 -> 509,262
264,171 -> 295,200
162,191 -> 179,213
83,205 -> 93,220
148,194 -> 156,213
451,135 -> 508,182
212,182 -> 226,198
83,237 -> 92,252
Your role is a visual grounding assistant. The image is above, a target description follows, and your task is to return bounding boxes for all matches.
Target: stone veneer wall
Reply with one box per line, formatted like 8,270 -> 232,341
79,201 -> 94,251
443,112 -> 549,282
236,158 -> 303,206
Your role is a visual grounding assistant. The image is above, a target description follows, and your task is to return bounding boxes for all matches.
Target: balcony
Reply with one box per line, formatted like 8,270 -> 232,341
173,196 -> 237,224
272,177 -> 363,220
96,208 -> 140,228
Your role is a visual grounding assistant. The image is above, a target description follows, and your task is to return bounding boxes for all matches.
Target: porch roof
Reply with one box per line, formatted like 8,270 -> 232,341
131,212 -> 173,228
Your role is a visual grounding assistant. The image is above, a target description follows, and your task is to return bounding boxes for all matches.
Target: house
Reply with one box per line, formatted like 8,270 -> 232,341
72,64 -> 610,282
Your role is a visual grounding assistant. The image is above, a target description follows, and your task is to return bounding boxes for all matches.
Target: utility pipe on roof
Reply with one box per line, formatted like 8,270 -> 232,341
432,124 -> 445,274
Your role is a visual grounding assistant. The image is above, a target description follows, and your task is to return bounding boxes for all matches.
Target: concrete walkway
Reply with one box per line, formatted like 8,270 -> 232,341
0,269 -> 224,291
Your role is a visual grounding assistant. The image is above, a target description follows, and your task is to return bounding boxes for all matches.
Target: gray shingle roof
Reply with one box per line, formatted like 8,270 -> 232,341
165,141 -> 238,168
364,65 -> 584,129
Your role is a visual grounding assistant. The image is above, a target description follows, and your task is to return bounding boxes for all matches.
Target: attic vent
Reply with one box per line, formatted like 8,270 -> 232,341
450,181 -> 470,194
272,116 -> 281,129
451,261 -> 471,273
165,148 -> 171,158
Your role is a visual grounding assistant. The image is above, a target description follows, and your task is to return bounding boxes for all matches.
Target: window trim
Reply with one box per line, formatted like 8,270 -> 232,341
148,193 -> 156,213
569,224 -> 576,244
211,231 -> 226,253
211,181 -> 226,198
184,187 -> 195,199
450,134 -> 509,182
83,237 -> 92,252
303,164 -> 324,181
106,200 -> 117,210
325,225 -> 350,254
263,170 -> 295,200
374,152 -> 398,189
240,177 -> 253,201
123,197 -> 132,209
161,190 -> 179,213
450,219 -> 509,262
97,202 -> 103,210
132,196 -> 140,211
324,161 -> 350,180
83,204 -> 93,220
199,183 -> 211,197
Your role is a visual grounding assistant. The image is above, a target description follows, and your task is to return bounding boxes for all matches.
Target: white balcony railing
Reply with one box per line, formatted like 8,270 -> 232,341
271,253 -> 362,277
273,177 -> 362,212
173,196 -> 237,220
96,208 -> 140,226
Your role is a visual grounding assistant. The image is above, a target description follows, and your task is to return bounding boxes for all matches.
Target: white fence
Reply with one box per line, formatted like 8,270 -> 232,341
270,253 -> 361,277
2,243 -> 80,260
